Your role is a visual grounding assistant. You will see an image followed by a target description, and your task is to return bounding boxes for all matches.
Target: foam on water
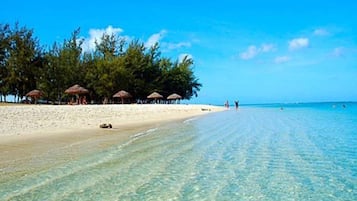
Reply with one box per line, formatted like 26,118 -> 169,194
0,103 -> 356,200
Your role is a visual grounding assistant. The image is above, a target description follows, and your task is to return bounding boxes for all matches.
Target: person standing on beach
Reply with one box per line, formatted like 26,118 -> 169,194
225,100 -> 229,108
235,100 -> 239,109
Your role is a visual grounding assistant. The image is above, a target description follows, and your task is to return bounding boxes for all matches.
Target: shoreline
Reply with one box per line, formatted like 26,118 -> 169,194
0,104 -> 224,136
0,104 -> 225,180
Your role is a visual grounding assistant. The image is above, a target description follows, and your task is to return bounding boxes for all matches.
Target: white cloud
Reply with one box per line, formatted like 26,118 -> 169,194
240,43 -> 275,60
313,28 -> 329,36
261,43 -> 275,52
165,42 -> 191,50
289,38 -> 309,50
145,30 -> 191,51
240,45 -> 259,60
145,30 -> 167,48
274,56 -> 290,64
82,25 -> 123,52
332,47 -> 345,57
179,53 -> 193,63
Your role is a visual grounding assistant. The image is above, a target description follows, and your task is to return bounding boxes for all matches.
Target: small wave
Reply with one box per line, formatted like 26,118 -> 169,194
183,117 -> 197,124
117,127 -> 160,153
146,128 -> 158,133
130,127 -> 159,139
131,132 -> 145,138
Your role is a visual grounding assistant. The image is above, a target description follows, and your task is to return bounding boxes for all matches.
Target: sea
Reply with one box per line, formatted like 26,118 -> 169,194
0,102 -> 356,200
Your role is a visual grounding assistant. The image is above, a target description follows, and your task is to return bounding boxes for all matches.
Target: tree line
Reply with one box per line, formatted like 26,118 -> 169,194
0,23 -> 202,103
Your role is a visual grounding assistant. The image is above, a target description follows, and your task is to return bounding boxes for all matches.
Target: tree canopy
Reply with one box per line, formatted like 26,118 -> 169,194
0,23 -> 201,103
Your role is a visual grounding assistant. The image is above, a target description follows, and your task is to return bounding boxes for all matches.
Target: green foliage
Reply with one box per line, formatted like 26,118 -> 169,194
161,55 -> 201,99
0,23 -> 42,101
0,23 -> 202,103
0,24 -> 11,101
39,29 -> 83,103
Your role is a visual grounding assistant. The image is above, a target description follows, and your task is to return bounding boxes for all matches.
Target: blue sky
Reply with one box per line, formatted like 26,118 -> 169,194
1,0 -> 357,104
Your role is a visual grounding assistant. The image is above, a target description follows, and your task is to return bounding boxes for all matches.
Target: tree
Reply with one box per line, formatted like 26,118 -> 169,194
38,42 -> 61,102
1,22 -> 202,103
161,55 -> 201,99
60,28 -> 84,86
123,40 -> 148,99
123,41 -> 164,99
4,23 -> 42,102
85,33 -> 130,103
0,24 -> 11,101
37,28 -> 84,103
57,28 -> 84,102
94,33 -> 121,59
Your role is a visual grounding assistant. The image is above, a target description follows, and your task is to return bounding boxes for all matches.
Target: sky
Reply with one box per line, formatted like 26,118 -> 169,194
1,0 -> 357,105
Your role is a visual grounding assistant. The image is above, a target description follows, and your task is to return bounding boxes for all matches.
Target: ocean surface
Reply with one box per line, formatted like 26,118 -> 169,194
0,102 -> 356,200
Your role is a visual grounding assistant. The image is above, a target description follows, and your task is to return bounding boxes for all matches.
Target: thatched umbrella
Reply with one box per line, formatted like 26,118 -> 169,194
167,93 -> 182,104
147,92 -> 163,103
65,84 -> 89,104
167,93 -> 182,100
65,84 -> 88,95
113,90 -> 132,104
77,87 -> 89,94
26,89 -> 43,104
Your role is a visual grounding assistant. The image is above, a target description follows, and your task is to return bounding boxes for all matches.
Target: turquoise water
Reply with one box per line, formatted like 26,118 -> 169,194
1,103 -> 356,200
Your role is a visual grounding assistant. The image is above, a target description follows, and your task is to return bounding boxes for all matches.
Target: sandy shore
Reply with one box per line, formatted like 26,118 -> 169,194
0,104 -> 224,179
0,104 -> 224,137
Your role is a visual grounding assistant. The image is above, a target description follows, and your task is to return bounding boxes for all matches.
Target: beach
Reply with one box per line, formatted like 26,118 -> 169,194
0,104 -> 225,151
0,104 -> 225,182
0,104 -> 224,137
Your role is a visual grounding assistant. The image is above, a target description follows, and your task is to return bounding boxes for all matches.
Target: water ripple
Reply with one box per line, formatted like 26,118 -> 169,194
1,105 -> 356,200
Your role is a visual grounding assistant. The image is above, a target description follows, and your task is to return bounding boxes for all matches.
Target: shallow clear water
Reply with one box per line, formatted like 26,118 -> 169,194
1,103 -> 356,200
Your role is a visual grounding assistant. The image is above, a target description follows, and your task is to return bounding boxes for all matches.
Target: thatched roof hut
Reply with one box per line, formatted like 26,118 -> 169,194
113,90 -> 132,104
147,92 -> 163,99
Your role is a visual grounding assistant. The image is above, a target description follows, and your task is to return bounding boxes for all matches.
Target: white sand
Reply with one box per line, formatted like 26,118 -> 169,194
0,104 -> 224,138
0,104 -> 225,177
